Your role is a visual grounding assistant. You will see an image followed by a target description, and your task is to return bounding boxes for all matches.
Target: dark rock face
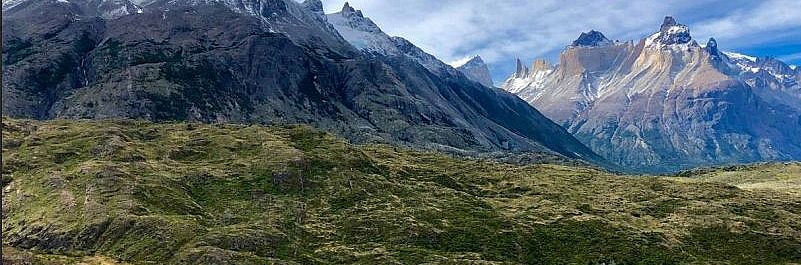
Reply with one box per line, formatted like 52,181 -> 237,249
514,58 -> 529,78
706,38 -> 720,57
2,0 -> 607,166
660,16 -> 679,31
571,30 -> 611,47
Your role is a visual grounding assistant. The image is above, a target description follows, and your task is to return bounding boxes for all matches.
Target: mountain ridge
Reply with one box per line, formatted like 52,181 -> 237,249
2,0 -> 609,167
502,16 -> 801,173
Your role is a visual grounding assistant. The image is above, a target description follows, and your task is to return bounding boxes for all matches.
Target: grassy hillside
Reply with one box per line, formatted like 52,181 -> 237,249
674,163 -> 801,196
2,119 -> 801,264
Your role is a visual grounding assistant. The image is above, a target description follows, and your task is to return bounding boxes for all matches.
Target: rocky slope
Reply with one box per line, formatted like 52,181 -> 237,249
3,118 -> 801,264
455,55 -> 494,87
503,16 -> 801,173
325,3 -> 458,77
1,0 -> 606,165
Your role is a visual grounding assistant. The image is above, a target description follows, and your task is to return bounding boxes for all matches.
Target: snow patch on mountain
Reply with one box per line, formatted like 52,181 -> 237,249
645,16 -> 696,50
326,2 -> 455,75
723,51 -> 799,83
502,59 -> 554,100
326,3 -> 399,54
723,51 -> 757,62
2,0 -> 26,10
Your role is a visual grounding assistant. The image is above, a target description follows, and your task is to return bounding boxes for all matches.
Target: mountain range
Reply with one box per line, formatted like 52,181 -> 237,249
3,0 -> 801,174
503,16 -> 801,173
1,0 -> 607,166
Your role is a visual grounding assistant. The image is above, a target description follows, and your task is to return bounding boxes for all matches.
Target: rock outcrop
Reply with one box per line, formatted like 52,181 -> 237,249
572,30 -> 612,47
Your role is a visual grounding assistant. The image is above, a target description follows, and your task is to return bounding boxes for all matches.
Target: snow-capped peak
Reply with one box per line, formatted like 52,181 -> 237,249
4,0 -> 146,18
791,65 -> 798,71
722,51 -> 798,82
513,58 -> 530,79
327,3 -> 394,52
723,51 -> 761,74
326,2 -> 455,75
645,16 -> 694,48
502,58 -> 553,96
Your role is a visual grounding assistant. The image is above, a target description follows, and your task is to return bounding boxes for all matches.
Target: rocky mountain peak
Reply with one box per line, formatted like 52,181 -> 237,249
572,30 -> 612,47
706,37 -> 721,59
459,56 -> 485,67
647,16 -> 693,47
530,58 -> 553,72
757,56 -> 797,76
326,3 -> 456,75
328,2 -> 382,37
456,56 -> 494,87
706,37 -> 718,49
660,16 -> 679,31
515,58 -> 530,78
341,2 -> 363,17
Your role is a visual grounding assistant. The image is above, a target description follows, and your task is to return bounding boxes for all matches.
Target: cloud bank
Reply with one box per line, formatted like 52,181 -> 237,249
321,0 -> 801,83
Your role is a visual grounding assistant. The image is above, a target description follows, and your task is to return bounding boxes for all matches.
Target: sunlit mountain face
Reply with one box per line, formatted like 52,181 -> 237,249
503,17 -> 801,173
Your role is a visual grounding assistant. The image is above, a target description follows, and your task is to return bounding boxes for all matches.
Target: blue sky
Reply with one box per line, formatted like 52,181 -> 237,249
320,0 -> 801,84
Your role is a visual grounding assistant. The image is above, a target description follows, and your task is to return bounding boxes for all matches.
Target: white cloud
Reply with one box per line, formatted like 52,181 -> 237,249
693,0 -> 801,48
448,56 -> 476,68
780,52 -> 801,62
321,0 -> 801,80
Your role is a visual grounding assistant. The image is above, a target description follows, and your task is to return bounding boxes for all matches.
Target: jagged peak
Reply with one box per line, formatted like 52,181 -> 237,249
706,37 -> 718,48
340,2 -> 363,17
572,30 -> 612,47
530,58 -> 553,72
706,37 -> 721,58
342,2 -> 354,12
461,55 -> 485,67
660,16 -> 679,31
515,58 -> 530,78
646,16 -> 693,47
327,1 -> 382,35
